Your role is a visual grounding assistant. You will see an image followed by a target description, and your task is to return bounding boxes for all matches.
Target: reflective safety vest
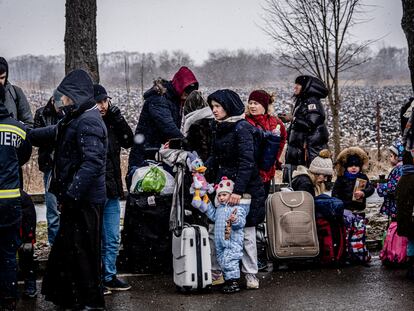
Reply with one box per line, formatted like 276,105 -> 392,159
0,116 -> 27,199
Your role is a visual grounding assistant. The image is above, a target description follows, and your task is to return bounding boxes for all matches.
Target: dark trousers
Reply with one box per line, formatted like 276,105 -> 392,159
0,223 -> 20,308
42,200 -> 104,309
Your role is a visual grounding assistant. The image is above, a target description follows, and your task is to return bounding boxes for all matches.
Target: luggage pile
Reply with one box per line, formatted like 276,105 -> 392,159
264,188 -> 372,267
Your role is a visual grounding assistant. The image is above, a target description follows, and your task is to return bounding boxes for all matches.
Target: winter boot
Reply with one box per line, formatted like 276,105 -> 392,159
221,279 -> 240,294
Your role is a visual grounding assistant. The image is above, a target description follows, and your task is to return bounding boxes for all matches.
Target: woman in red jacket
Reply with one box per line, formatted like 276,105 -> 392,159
245,90 -> 287,196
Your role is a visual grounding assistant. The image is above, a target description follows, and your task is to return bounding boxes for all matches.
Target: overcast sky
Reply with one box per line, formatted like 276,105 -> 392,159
0,0 -> 406,65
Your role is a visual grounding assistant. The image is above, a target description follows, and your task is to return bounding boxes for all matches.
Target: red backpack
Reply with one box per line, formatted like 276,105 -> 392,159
317,218 -> 346,265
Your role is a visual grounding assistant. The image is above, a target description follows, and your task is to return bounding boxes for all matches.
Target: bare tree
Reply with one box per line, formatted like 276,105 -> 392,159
402,0 -> 414,91
262,0 -> 372,157
64,0 -> 99,82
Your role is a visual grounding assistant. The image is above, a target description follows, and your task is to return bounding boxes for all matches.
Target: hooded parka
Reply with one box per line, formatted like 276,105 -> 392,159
207,89 -> 266,226
29,69 -> 107,309
285,76 -> 329,167
128,66 -> 198,168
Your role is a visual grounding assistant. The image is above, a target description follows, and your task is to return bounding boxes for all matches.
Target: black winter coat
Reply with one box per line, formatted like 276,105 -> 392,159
186,118 -> 213,163
103,109 -> 133,198
128,82 -> 184,168
29,70 -> 107,205
286,76 -> 329,167
0,104 -> 31,228
208,119 -> 265,227
332,174 -> 374,211
292,174 -> 315,197
34,98 -> 60,172
396,173 -> 414,239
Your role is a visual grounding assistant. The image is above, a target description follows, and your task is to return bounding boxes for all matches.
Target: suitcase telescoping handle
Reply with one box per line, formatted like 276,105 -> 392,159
173,162 -> 186,237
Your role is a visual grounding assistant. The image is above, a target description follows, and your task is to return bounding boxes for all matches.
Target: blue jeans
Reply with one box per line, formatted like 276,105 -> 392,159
0,223 -> 21,304
101,198 -> 121,282
44,170 -> 59,245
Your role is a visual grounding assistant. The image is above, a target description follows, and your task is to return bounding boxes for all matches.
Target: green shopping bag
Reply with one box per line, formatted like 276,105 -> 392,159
137,166 -> 166,193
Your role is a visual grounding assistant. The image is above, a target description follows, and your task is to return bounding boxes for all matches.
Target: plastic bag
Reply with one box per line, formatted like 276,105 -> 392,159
139,166 -> 166,193
130,165 -> 175,195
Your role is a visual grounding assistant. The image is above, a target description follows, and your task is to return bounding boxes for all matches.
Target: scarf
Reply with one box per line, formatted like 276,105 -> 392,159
344,171 -> 364,180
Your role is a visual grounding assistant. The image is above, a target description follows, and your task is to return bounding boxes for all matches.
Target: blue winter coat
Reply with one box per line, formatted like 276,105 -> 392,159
28,70 -> 107,205
206,89 -> 266,226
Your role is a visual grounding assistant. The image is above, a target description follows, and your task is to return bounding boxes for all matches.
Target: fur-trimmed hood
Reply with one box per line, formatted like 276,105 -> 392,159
335,147 -> 369,176
292,165 -> 311,179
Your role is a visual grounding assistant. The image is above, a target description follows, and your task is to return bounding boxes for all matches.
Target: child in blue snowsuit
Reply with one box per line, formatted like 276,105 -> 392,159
193,176 -> 249,293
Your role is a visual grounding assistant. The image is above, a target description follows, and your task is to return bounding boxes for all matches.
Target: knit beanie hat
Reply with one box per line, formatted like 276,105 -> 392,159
345,154 -> 363,168
248,90 -> 271,112
216,176 -> 234,195
309,149 -> 333,176
389,139 -> 405,162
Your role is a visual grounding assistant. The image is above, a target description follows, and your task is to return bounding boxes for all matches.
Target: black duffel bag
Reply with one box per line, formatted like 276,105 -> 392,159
121,192 -> 173,274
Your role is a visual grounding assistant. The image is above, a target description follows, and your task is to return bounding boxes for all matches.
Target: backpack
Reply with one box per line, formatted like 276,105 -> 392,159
314,194 -> 344,220
316,217 -> 346,265
379,222 -> 408,267
237,120 -> 281,171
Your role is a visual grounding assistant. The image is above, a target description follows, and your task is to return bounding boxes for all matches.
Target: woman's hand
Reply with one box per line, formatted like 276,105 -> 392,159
228,193 -> 241,206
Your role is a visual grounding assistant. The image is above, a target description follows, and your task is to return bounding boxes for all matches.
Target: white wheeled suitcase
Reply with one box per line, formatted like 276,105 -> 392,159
169,156 -> 212,291
172,224 -> 212,291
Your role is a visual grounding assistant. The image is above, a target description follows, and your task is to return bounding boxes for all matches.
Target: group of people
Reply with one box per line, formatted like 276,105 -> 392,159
1,56 -> 414,310
0,57 -> 135,310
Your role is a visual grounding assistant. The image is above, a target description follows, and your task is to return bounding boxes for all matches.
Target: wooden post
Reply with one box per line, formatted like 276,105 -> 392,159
124,54 -> 130,103
376,101 -> 381,162
141,53 -> 145,99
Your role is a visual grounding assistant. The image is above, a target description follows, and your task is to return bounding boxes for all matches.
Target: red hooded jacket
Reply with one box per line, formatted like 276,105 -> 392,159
171,66 -> 198,97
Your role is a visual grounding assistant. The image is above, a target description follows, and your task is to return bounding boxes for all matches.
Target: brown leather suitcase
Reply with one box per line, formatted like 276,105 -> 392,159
266,191 -> 319,259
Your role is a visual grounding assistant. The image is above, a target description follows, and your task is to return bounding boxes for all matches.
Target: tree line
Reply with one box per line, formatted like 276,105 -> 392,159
7,46 -> 410,91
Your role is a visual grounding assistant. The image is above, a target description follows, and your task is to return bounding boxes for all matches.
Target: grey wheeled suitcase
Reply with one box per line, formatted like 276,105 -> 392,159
170,157 -> 212,291
266,191 -> 319,259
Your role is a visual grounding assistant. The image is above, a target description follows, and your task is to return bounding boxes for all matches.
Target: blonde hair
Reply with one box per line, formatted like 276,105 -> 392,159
245,91 -> 276,116
309,172 -> 326,196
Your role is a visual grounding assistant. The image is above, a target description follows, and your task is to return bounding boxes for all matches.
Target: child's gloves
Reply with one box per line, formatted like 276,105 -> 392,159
191,194 -> 209,213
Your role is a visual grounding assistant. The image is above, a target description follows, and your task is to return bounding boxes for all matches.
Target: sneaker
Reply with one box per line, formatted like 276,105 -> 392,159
211,270 -> 225,286
23,279 -> 38,298
103,287 -> 112,296
103,277 -> 131,291
245,273 -> 259,289
221,279 -> 240,294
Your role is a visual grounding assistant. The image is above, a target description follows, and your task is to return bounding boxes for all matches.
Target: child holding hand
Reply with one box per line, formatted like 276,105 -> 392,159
192,176 -> 250,294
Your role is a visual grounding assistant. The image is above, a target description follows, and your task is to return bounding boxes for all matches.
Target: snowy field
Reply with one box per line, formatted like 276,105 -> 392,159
26,85 -> 412,149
